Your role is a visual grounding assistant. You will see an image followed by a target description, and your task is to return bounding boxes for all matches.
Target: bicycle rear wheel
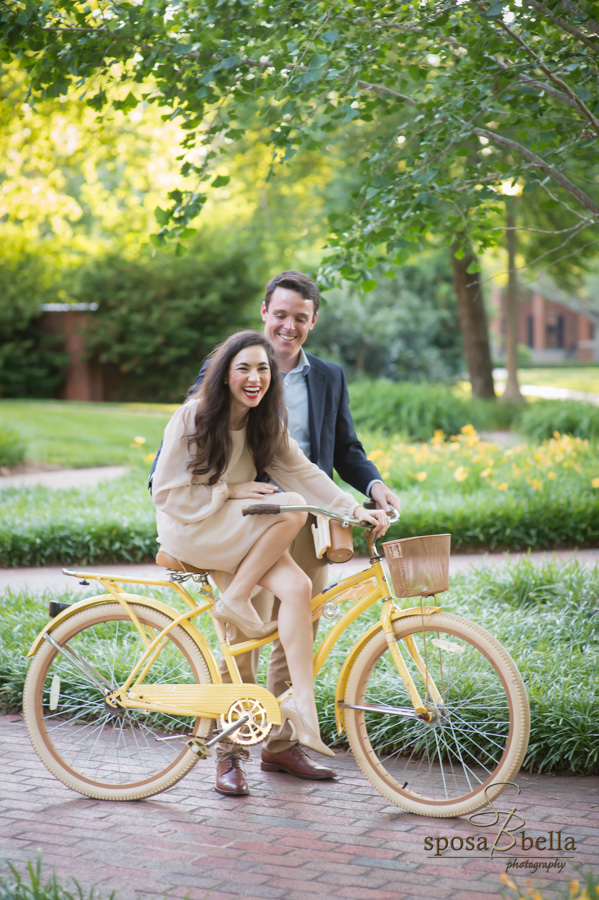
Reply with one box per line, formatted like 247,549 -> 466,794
23,602 -> 213,800
344,611 -> 529,817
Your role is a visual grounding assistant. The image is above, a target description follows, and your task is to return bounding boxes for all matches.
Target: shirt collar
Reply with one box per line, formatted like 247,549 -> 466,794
285,348 -> 310,378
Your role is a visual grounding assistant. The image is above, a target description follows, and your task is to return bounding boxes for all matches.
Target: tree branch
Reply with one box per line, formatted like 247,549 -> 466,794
497,19 -> 599,136
472,126 -> 599,217
522,0 -> 599,49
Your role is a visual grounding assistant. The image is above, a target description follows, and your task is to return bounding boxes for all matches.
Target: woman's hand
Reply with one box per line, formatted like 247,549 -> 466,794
354,506 -> 391,538
228,481 -> 280,500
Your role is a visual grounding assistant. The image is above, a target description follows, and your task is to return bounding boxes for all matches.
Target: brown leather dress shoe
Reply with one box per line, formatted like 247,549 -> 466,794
261,745 -> 337,780
215,756 -> 250,796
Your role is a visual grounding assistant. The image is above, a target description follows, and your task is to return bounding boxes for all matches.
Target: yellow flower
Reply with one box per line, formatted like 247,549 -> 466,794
431,429 -> 445,445
498,482 -> 508,491
531,478 -> 542,491
415,471 -> 428,482
369,449 -> 384,462
500,873 -> 517,891
481,467 -> 493,479
547,471 -> 556,480
453,466 -> 469,482
592,477 -> 599,489
143,453 -> 156,464
461,424 -> 476,436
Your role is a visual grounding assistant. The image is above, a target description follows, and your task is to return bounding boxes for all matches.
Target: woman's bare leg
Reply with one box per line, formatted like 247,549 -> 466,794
218,498 -> 307,629
256,553 -> 321,739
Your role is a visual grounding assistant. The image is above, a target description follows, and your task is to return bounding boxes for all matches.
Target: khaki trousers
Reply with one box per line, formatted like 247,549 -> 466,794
214,517 -> 328,759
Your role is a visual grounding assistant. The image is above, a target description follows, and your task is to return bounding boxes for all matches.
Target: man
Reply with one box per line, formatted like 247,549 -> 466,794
210,271 -> 400,796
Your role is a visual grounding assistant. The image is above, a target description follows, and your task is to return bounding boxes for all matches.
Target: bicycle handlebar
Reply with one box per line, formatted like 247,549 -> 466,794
242,503 -> 400,528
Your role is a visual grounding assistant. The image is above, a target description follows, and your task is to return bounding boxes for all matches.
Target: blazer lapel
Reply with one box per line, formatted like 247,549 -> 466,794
305,357 -> 326,464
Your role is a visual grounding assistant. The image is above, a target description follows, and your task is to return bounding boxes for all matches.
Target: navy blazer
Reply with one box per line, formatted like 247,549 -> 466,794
302,353 -> 380,496
149,352 -> 381,496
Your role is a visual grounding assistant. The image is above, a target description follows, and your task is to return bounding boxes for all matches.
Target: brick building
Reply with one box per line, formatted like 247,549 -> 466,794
490,282 -> 598,363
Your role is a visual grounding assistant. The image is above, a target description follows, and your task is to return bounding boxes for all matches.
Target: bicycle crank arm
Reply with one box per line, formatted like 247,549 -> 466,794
43,633 -> 114,694
186,715 -> 251,759
338,700 -> 431,720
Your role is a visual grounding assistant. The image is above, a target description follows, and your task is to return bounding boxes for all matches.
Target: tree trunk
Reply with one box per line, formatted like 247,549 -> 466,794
451,248 -> 496,399
503,198 -> 525,402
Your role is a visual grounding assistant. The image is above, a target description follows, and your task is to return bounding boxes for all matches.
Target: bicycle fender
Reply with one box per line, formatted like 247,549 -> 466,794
26,593 -> 222,684
334,605 -> 443,734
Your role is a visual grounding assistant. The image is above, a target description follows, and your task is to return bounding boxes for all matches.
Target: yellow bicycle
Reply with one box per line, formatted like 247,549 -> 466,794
23,504 -> 530,817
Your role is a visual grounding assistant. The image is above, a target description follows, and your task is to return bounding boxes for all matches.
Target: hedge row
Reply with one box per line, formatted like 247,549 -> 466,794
1,474 -> 598,568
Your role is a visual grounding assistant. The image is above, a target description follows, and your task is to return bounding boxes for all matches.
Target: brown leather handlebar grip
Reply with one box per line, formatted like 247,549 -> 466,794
242,504 -> 282,516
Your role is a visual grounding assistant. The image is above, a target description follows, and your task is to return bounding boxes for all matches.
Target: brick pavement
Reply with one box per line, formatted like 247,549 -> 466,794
1,714 -> 597,900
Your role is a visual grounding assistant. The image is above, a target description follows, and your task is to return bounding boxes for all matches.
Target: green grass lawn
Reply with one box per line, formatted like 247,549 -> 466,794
0,399 -> 175,468
500,366 -> 599,394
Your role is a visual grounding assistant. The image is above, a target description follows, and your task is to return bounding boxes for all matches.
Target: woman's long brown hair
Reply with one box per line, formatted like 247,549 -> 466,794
187,330 -> 288,484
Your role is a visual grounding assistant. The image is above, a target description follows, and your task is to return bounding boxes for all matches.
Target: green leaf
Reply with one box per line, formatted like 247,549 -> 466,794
466,260 -> 482,273
342,106 -> 360,123
361,279 -> 378,293
211,174 -> 231,187
481,0 -> 505,18
154,207 -> 170,226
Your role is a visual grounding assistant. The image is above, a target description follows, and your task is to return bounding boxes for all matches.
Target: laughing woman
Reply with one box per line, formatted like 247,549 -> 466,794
152,330 -> 389,757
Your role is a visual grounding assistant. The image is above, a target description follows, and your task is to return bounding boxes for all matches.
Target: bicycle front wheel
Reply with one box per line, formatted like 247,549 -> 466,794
23,602 -> 214,801
344,611 -> 530,817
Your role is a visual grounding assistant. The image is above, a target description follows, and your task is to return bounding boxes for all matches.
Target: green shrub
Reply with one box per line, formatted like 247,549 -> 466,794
516,399 -> 599,442
0,237 -> 69,399
310,254 -> 463,382
0,425 -> 26,468
348,381 -> 471,440
77,235 -> 259,402
348,381 -> 519,440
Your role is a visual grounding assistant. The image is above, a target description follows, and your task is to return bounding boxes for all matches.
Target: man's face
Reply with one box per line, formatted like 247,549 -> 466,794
261,287 -> 318,371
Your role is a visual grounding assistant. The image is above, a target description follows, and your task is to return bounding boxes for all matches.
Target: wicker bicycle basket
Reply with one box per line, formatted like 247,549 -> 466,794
382,534 -> 451,598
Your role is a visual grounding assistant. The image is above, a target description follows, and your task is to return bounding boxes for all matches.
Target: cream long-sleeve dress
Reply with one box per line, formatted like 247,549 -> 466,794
152,399 -> 359,573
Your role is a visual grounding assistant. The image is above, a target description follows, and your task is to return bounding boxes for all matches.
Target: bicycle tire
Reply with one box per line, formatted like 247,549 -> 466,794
344,611 -> 530,817
23,602 -> 214,801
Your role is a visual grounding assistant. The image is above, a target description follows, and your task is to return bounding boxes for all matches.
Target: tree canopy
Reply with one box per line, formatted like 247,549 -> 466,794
2,0 -> 597,284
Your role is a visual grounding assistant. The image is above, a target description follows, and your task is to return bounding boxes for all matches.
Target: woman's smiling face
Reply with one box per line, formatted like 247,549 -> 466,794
227,344 -> 272,423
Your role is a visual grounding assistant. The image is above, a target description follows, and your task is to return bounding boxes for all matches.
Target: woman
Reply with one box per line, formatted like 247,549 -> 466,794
152,330 -> 390,757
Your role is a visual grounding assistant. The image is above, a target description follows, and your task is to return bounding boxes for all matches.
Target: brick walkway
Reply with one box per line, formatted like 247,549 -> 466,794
1,714 -> 597,900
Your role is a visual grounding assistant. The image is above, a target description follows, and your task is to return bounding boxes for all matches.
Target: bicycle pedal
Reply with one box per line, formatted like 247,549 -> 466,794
186,738 -> 212,759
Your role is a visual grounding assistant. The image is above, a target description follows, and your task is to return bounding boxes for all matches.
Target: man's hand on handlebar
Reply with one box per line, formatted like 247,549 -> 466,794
354,506 -> 391,539
369,482 -> 401,516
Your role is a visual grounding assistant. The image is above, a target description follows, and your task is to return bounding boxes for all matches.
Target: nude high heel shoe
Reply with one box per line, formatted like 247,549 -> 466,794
279,696 -> 335,758
212,598 -> 276,639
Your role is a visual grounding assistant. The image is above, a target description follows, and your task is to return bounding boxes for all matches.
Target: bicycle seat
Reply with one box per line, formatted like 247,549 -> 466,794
155,550 -> 209,575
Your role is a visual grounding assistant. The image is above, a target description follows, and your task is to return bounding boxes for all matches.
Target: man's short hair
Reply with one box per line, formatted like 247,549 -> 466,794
264,270 -> 320,315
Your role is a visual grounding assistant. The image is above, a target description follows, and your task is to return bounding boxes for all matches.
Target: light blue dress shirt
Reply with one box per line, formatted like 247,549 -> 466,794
281,349 -> 311,458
